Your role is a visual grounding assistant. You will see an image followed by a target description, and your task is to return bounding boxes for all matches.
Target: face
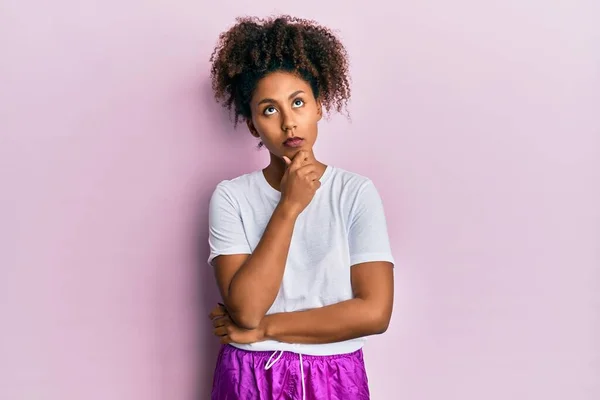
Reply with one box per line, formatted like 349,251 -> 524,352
247,71 -> 322,159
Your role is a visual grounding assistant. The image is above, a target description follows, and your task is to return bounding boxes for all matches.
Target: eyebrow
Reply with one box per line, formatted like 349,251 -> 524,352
257,90 -> 305,106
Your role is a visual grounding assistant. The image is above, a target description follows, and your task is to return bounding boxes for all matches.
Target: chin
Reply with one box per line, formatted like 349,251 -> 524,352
282,147 -> 305,156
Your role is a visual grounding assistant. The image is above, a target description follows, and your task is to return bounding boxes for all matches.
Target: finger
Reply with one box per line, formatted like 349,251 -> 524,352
296,164 -> 319,177
209,305 -> 227,319
220,335 -> 232,344
214,314 -> 231,326
213,326 -> 228,336
306,172 -> 319,181
289,157 -> 306,171
301,171 -> 319,182
289,151 -> 310,171
301,149 -> 316,163
282,156 -> 292,166
212,316 -> 228,328
294,150 -> 310,159
209,309 -> 225,320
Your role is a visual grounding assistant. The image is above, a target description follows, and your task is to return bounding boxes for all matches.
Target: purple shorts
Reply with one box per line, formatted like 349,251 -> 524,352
211,344 -> 370,400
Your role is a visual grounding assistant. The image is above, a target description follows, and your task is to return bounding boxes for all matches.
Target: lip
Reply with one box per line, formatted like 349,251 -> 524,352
283,137 -> 304,148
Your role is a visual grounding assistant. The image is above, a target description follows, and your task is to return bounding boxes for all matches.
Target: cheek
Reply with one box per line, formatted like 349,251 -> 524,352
256,116 -> 272,128
253,118 -> 281,139
301,110 -> 320,128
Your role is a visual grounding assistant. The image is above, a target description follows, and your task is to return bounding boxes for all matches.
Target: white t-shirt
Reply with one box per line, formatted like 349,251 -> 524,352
208,165 -> 395,356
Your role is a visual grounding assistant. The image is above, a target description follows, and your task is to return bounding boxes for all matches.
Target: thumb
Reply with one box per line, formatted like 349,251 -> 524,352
282,156 -> 292,166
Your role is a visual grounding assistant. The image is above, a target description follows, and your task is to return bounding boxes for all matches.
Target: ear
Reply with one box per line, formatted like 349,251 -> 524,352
246,118 -> 260,138
316,99 -> 323,121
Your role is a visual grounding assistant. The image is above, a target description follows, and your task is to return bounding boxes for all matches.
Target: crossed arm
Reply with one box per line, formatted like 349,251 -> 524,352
211,259 -> 393,345
262,259 -> 393,344
209,179 -> 394,344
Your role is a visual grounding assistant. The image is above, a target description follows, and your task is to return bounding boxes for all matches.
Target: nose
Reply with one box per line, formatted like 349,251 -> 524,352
281,112 -> 297,133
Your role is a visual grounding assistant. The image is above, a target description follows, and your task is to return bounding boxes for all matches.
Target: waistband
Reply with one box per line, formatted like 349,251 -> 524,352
223,344 -> 364,361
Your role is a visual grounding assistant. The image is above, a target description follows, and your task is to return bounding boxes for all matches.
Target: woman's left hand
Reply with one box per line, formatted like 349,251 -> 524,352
209,304 -> 265,344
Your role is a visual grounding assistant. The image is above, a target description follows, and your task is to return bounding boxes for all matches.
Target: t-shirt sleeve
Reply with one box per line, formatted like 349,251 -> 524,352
348,180 -> 395,267
207,183 -> 252,267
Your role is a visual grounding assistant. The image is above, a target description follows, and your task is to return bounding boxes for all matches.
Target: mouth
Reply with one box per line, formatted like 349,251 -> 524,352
283,137 -> 305,148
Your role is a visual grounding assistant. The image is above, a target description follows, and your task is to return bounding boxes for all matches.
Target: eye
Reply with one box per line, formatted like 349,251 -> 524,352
263,106 -> 277,116
292,99 -> 305,108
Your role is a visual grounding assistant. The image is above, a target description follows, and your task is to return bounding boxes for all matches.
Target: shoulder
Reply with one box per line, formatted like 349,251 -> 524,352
210,170 -> 262,208
212,170 -> 261,196
327,166 -> 379,197
326,167 -> 387,217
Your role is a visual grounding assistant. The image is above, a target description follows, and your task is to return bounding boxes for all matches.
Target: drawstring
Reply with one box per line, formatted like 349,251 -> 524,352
264,350 -> 306,400
299,353 -> 305,399
264,350 -> 284,369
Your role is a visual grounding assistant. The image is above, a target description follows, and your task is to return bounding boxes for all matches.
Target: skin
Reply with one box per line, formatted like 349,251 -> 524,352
248,70 -> 327,191
210,71 -> 394,344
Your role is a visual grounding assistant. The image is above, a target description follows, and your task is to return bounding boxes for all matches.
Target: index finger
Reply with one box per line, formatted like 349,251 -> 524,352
208,304 -> 227,319
289,150 -> 312,170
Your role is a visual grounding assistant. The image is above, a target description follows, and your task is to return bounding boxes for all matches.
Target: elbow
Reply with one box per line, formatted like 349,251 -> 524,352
358,297 -> 392,335
229,310 -> 263,330
374,320 -> 390,335
370,311 -> 391,335
224,297 -> 264,330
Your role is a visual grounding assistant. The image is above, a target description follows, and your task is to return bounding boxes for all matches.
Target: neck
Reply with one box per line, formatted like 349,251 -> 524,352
263,151 -> 327,192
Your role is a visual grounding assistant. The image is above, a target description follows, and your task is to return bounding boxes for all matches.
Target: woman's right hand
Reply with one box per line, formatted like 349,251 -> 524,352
279,150 -> 321,216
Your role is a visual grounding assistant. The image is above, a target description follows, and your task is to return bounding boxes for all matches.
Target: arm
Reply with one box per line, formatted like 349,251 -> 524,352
260,261 -> 394,344
210,178 -> 395,341
261,179 -> 395,343
213,203 -> 297,330
210,151 -> 321,329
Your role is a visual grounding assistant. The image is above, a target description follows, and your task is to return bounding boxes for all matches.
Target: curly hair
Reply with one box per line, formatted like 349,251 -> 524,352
209,15 -> 351,126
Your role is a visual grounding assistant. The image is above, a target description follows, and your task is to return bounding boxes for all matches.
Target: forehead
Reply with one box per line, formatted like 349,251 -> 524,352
252,71 -> 313,101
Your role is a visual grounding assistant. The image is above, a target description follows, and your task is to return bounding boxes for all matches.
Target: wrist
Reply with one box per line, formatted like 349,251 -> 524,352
259,314 -> 274,341
275,201 -> 300,220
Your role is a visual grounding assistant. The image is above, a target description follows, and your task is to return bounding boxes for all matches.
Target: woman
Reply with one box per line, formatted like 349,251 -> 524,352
207,15 -> 395,400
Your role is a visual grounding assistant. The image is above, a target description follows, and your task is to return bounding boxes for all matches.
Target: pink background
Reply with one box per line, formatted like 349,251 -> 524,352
1,1 -> 599,399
